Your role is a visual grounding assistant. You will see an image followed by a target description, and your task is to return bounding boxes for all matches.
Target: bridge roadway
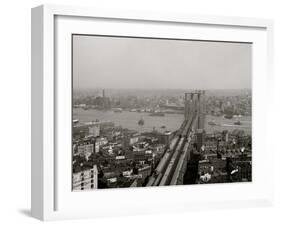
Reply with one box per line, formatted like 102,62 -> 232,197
146,113 -> 197,187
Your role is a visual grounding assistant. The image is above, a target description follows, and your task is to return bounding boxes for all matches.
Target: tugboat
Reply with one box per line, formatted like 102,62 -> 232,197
138,117 -> 144,126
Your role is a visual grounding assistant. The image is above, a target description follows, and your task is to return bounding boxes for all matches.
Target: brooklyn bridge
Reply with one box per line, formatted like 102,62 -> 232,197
146,90 -> 206,186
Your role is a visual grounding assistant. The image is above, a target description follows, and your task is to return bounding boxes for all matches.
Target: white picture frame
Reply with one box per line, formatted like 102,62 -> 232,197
31,4 -> 274,221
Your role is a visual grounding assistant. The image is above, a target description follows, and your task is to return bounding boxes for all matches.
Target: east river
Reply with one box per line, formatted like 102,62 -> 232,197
73,108 -> 252,135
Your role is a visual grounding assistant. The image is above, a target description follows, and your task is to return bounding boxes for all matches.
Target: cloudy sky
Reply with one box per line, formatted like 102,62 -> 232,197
73,35 -> 251,90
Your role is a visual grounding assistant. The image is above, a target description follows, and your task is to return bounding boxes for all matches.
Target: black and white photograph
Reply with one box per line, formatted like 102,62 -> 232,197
1,0 -> 279,223
72,34 -> 252,190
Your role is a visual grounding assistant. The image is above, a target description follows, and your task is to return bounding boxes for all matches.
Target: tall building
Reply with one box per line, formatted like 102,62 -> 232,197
89,122 -> 100,137
196,129 -> 206,150
184,145 -> 201,184
73,165 -> 98,191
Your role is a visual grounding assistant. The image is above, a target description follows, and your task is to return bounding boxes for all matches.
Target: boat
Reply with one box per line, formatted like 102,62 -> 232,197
138,118 -> 144,126
113,108 -> 122,113
208,121 -> 216,126
161,125 -> 166,129
149,112 -> 165,117
73,119 -> 79,124
83,106 -> 91,110
224,114 -> 233,119
234,120 -> 242,125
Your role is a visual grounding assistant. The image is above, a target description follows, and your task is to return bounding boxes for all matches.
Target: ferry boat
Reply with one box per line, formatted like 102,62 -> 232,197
224,114 -> 233,119
113,108 -> 122,113
149,112 -> 165,117
73,119 -> 79,124
234,120 -> 242,125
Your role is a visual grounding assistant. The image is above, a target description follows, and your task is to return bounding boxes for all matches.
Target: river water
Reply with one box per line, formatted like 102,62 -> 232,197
73,108 -> 251,135
205,115 -> 252,135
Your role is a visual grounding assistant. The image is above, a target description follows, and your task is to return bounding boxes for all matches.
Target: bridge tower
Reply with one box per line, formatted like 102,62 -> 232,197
184,90 -> 205,127
184,93 -> 188,120
184,92 -> 194,120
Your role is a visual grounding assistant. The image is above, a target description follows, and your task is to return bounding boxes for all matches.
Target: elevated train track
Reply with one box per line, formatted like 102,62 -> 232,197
146,120 -> 187,187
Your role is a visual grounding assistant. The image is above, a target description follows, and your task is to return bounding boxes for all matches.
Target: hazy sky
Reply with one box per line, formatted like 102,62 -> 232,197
73,35 -> 251,90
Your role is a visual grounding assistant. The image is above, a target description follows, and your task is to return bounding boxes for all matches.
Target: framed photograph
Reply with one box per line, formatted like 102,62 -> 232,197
31,4 -> 274,221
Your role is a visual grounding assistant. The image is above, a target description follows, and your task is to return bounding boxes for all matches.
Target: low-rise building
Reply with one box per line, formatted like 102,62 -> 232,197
77,143 -> 94,159
138,165 -> 152,179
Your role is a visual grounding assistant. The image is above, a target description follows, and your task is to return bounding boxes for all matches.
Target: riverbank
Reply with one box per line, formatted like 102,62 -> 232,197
73,108 -> 252,135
